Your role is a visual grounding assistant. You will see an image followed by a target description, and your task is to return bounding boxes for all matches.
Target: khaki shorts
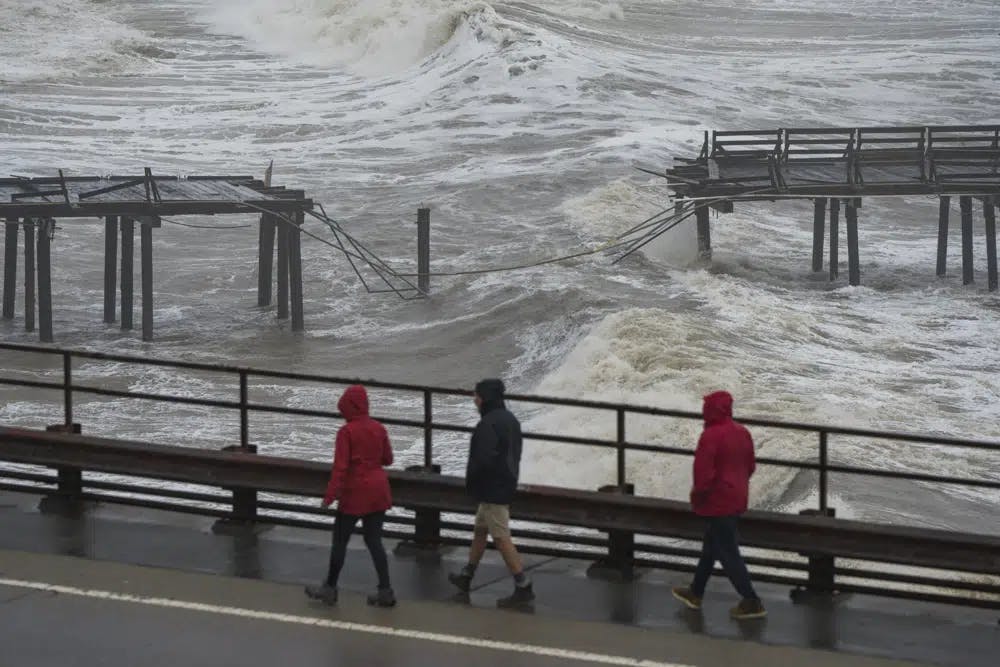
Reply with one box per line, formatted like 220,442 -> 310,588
474,503 -> 511,539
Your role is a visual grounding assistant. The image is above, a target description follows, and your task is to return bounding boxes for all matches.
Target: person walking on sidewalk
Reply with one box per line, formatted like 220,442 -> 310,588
672,390 -> 767,620
306,384 -> 396,608
449,378 -> 535,608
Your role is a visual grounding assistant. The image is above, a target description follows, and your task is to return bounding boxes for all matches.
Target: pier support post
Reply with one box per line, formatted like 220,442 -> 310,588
276,219 -> 289,320
587,484 -> 636,582
289,211 -> 304,332
257,214 -> 275,307
140,220 -> 153,342
120,217 -> 134,330
812,198 -> 826,272
960,196 -> 974,285
103,216 -> 118,323
23,221 -> 35,332
985,197 -> 997,292
37,220 -> 53,343
3,220 -> 18,320
829,199 -> 840,281
417,207 -> 430,294
937,196 -> 950,277
846,202 -> 860,286
696,205 -> 712,262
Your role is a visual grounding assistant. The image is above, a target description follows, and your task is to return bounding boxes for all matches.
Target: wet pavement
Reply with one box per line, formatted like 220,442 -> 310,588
0,491 -> 995,667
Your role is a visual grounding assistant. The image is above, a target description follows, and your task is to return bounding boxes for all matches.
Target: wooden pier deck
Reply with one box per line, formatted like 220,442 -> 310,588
0,172 -> 313,342
661,124 -> 1000,288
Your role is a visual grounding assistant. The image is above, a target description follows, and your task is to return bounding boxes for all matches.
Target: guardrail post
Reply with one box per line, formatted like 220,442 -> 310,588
790,507 -> 838,602
394,464 -> 443,556
213,388 -> 260,533
38,422 -> 84,515
587,483 -> 636,581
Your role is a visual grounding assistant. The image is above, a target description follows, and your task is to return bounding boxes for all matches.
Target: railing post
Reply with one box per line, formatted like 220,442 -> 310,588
213,371 -> 258,534
588,482 -> 636,582
793,434 -> 836,602
39,421 -> 83,515
394,463 -> 443,556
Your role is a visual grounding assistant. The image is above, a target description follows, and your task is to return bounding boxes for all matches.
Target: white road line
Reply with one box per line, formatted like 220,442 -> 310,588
0,577 -> 690,667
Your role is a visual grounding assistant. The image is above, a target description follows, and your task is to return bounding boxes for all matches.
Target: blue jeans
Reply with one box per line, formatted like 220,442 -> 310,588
691,515 -> 758,600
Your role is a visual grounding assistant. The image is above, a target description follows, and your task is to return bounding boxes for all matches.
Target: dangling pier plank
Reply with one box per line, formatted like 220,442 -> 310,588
257,214 -> 275,307
289,212 -> 304,332
696,205 -> 711,261
276,219 -> 289,321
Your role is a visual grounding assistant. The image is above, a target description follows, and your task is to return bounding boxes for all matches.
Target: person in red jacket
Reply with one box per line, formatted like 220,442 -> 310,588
672,390 -> 766,619
306,385 -> 396,608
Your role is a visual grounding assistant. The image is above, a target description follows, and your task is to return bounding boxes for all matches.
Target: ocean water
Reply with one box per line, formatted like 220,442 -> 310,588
1,0 -> 999,534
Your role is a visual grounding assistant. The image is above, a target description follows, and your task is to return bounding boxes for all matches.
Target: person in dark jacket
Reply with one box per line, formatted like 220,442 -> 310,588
672,390 -> 766,619
306,385 -> 396,608
449,379 -> 535,607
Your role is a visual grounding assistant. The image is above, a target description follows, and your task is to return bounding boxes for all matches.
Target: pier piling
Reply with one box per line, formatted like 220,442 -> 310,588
985,197 -> 997,292
846,203 -> 860,286
120,217 -> 134,330
23,221 -> 34,332
960,196 -> 974,285
257,214 -> 275,307
417,207 -> 430,294
696,205 -> 712,261
37,220 -> 53,343
141,220 -> 153,342
812,198 -> 826,272
937,196 -> 950,277
276,220 -> 289,320
103,216 -> 117,323
3,221 -> 18,320
290,212 -> 304,332
829,198 -> 840,281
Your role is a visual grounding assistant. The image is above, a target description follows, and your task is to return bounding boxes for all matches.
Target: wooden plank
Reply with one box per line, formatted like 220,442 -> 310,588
276,221 -> 289,320
141,222 -> 153,342
289,212 -> 304,332
103,217 -> 117,323
812,198 -> 826,272
829,199 -> 840,281
846,203 -> 860,286
257,214 -> 275,307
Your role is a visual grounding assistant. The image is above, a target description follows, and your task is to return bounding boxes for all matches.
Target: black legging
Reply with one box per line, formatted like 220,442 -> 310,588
325,511 -> 391,589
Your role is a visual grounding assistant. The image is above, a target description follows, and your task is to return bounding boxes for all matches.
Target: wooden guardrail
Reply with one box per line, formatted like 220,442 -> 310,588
1,426 -> 998,610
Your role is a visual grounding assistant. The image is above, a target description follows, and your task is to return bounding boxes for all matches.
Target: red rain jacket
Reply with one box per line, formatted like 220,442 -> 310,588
690,391 -> 756,517
323,385 -> 393,516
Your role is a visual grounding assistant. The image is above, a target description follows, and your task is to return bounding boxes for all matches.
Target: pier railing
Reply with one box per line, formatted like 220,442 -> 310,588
1,342 -> 999,608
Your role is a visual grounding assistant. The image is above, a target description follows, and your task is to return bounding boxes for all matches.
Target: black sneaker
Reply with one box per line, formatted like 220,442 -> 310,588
304,583 -> 338,605
367,587 -> 397,608
497,583 -> 535,608
448,572 -> 472,593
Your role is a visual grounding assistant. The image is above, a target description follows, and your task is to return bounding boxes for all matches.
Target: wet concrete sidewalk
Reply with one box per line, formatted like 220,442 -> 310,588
0,491 -> 995,666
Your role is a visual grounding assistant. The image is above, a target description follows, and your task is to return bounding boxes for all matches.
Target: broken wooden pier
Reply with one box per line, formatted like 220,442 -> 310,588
0,171 -> 313,342
663,124 -> 1000,289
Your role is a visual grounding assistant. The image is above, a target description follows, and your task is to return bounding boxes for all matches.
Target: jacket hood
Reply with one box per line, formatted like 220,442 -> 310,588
702,390 -> 733,426
338,385 -> 369,421
475,378 -> 506,415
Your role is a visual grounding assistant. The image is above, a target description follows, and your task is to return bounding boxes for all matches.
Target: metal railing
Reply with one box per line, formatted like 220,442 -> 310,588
1,342 -> 1000,517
